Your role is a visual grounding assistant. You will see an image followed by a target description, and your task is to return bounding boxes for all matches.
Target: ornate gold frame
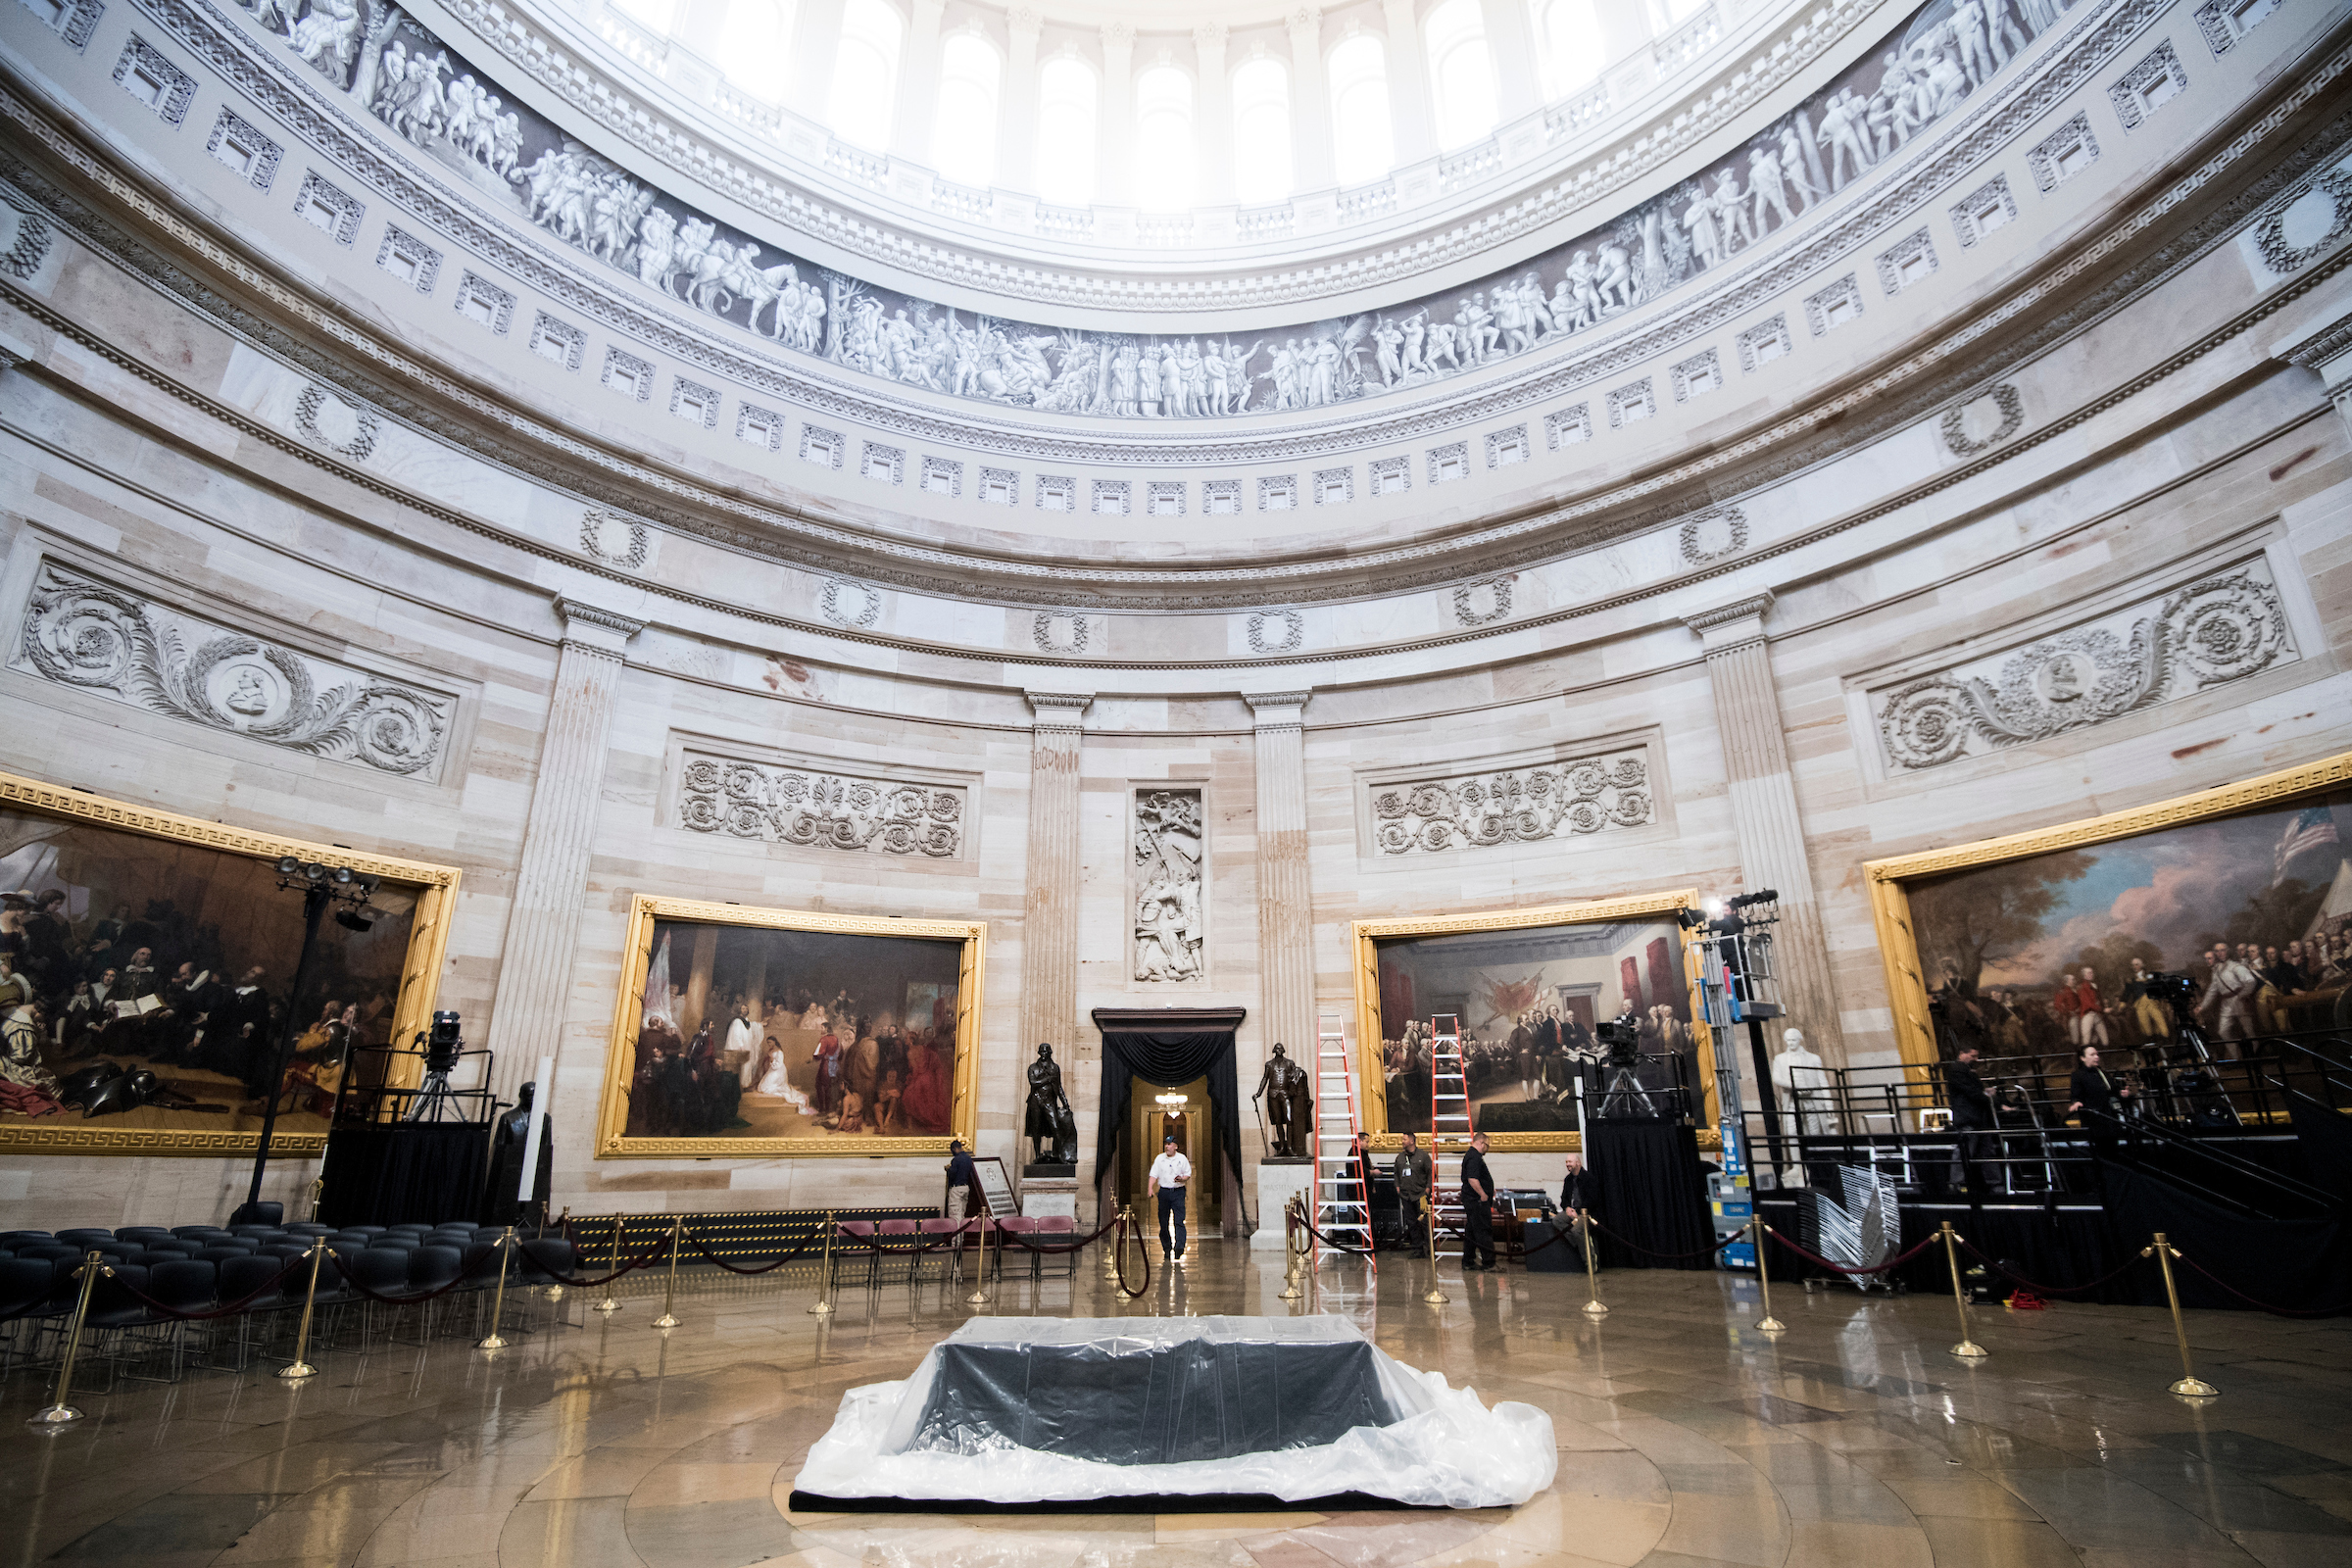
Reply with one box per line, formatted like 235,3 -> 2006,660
1350,889 -> 1717,1152
1865,750 -> 2352,1073
594,894 -> 984,1157
0,769 -> 461,1156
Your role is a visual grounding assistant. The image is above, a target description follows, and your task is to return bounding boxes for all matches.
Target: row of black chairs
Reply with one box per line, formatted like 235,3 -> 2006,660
0,1221 -> 577,1386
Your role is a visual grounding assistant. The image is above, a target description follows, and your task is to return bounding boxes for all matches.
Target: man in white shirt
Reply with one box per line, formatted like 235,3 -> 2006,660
1147,1136 -> 1193,1261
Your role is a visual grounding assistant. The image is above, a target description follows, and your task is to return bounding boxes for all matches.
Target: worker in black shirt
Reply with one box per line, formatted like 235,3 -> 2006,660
1459,1132 -> 1497,1271
1560,1152 -> 1598,1266
1393,1132 -> 1432,1256
1942,1047 -> 1995,1196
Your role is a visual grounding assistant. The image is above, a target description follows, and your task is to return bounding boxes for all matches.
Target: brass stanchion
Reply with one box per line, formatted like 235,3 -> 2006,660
1940,1221 -> 1986,1360
280,1238 -> 328,1378
26,1250 -> 105,1427
1750,1216 -> 1786,1335
2144,1232 -> 2218,1398
809,1210 -> 836,1316
476,1227 -> 516,1350
965,1213 -> 994,1307
1279,1197 -> 1305,1300
652,1215 -> 682,1329
1423,1189 -> 1448,1305
1579,1215 -> 1608,1319
544,1208 -> 566,1302
595,1216 -> 624,1313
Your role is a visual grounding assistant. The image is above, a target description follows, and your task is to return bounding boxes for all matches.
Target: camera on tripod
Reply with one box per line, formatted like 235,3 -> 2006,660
2138,972 -> 2200,1007
424,1010 -> 463,1074
405,1010 -> 468,1122
1595,1015 -> 1641,1066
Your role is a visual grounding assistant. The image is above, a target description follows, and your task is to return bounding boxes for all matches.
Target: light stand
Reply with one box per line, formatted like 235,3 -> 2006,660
243,858 -> 377,1216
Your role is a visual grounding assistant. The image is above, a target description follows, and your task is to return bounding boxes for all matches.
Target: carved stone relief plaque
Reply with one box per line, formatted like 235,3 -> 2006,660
676,751 -> 963,857
1872,558 -> 2294,770
1370,748 -> 1652,856
1133,789 -> 1204,982
11,562 -> 455,777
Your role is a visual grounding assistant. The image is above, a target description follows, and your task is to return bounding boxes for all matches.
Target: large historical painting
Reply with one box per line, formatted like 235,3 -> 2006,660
1354,895 -> 1706,1148
216,0 -> 2080,423
0,773 -> 457,1153
595,897 -> 982,1155
1905,785 -> 2352,1060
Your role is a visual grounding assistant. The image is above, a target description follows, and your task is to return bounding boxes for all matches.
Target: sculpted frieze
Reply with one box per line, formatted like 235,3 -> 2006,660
1371,750 -> 1653,857
10,562 -> 455,777
677,752 -> 962,858
1872,560 -> 2293,770
4,11 -> 2341,619
197,0 -> 2093,427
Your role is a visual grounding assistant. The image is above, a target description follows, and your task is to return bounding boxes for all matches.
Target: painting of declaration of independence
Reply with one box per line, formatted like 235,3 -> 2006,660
1373,917 -> 1696,1137
1910,788 -> 2352,1063
0,804 -> 420,1141
598,902 -> 979,1152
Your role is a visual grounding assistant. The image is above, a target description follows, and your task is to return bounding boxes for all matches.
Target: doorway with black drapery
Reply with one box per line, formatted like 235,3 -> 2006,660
1091,1006 -> 1250,1240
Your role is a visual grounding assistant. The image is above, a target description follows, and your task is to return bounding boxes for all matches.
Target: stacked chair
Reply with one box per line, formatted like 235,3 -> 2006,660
0,1216 -> 576,1386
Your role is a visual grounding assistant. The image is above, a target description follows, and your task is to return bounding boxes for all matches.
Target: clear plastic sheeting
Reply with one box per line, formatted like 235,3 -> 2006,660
794,1315 -> 1557,1508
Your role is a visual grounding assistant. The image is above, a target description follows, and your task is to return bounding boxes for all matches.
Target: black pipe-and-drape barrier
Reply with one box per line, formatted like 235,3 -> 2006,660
318,1122 -> 490,1228
1094,1031 -> 1244,1202
1587,1121 -> 1715,1269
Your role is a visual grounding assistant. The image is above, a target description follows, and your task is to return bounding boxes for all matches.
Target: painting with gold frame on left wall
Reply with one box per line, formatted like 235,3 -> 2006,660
593,895 -> 984,1157
0,770 -> 460,1155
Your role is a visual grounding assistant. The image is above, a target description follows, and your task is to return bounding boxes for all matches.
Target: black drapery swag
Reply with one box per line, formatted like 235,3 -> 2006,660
1094,1031 -> 1244,1202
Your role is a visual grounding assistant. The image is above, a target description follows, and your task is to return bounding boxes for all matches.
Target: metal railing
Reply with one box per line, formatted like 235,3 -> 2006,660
1741,1027 -> 2352,1216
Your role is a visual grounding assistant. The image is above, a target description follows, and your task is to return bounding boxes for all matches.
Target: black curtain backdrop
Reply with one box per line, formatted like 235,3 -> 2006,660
1588,1121 -> 1714,1270
1095,1031 -> 1243,1202
318,1122 -> 491,1228
2095,1158 -> 2351,1313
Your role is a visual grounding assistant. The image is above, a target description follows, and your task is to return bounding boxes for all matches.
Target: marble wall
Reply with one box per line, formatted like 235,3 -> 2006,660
1,0 -> 2349,1234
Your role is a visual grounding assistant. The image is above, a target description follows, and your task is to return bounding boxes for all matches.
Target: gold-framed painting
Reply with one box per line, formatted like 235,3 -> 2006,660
1350,889 -> 1717,1152
594,895 -> 984,1157
0,769 -> 460,1155
1866,751 -> 2352,1074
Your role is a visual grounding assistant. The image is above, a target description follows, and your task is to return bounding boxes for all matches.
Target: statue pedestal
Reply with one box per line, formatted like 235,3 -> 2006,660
1252,1161 -> 1315,1250
1019,1172 -> 1077,1223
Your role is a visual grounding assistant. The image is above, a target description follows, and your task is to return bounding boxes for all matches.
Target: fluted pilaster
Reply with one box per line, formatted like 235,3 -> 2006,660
1019,692 -> 1091,1061
483,599 -> 643,1102
1684,595 -> 1842,1059
1249,691 -> 1315,1073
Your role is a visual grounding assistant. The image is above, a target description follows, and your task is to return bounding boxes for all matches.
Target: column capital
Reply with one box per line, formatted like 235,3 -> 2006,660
1101,19 -> 1135,51
1007,4 -> 1042,40
556,597 -> 647,653
1026,690 -> 1095,729
1682,591 -> 1774,654
1288,6 -> 1323,39
1244,689 -> 1311,728
1195,21 -> 1228,52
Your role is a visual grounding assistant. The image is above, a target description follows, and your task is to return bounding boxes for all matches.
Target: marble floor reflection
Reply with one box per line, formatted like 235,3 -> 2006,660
4,1242 -> 2350,1568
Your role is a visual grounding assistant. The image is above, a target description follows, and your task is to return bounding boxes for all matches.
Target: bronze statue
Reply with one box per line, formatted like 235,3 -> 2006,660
483,1081 -> 552,1225
1024,1043 -> 1077,1165
1253,1044 -> 1312,1159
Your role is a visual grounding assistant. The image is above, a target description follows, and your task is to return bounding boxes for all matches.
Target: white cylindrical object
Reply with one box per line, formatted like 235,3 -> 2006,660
518,1054 -> 554,1201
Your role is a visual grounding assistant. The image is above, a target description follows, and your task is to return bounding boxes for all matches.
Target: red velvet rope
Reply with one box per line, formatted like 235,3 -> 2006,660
1953,1236 -> 2148,1298
1758,1227 -> 1941,1277
681,1230 -> 826,1275
2171,1250 -> 2352,1318
1111,1215 -> 1150,1297
991,1214 -> 1123,1253
1586,1218 -> 1744,1261
327,1250 -> 495,1305
86,1255 -> 311,1322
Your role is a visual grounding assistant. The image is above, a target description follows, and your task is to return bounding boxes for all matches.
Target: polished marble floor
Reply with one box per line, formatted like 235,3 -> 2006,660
5,1242 -> 2350,1568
